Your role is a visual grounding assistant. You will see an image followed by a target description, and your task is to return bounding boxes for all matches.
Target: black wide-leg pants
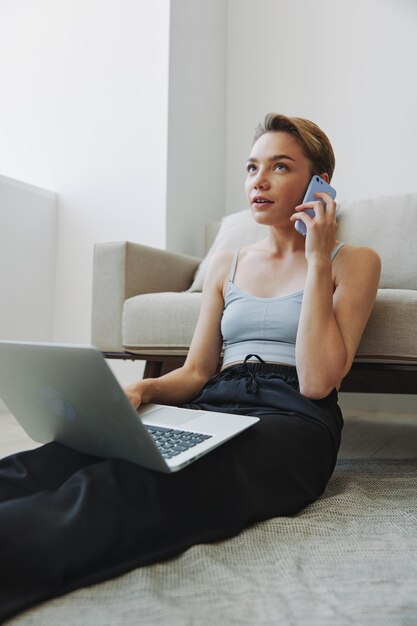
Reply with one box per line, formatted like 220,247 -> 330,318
0,362 -> 343,621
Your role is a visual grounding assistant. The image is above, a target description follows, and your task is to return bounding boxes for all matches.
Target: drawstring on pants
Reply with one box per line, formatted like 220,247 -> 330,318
243,354 -> 265,394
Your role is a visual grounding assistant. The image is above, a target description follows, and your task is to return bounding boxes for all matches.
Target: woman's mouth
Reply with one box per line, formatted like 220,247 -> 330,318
252,196 -> 273,207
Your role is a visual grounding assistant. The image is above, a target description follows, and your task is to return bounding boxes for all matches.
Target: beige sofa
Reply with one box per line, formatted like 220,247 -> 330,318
91,192 -> 417,394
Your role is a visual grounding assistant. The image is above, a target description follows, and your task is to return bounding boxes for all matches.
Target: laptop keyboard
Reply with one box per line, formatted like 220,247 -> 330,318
145,425 -> 212,459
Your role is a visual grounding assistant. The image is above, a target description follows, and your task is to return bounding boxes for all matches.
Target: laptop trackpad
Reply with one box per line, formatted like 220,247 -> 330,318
140,407 -> 205,428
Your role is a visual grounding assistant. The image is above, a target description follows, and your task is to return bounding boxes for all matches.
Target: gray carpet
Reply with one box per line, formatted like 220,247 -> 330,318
7,458 -> 417,626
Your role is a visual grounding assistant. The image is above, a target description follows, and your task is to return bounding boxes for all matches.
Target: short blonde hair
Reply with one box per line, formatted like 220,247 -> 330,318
254,113 -> 335,181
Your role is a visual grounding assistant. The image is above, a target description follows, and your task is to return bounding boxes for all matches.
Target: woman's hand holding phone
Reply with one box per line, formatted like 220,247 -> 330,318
289,175 -> 338,261
293,175 -> 337,236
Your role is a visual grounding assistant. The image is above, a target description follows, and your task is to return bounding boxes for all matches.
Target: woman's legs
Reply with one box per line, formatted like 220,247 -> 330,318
0,363 -> 343,621
0,442 -> 99,501
0,409 -> 335,621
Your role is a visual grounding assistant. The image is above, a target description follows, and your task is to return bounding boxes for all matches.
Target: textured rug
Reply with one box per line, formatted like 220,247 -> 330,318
7,458 -> 417,626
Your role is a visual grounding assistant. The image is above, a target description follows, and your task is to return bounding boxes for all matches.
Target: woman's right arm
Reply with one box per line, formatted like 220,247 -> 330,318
125,249 -> 232,408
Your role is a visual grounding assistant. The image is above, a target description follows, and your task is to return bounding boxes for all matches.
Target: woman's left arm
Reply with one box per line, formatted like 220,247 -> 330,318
291,193 -> 382,399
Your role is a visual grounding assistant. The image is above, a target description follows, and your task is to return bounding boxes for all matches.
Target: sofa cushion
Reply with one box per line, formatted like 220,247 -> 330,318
122,292 -> 202,355
356,289 -> 417,360
188,193 -> 417,292
122,289 -> 417,362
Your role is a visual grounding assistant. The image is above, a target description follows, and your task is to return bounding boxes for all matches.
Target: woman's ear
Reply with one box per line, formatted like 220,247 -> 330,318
319,172 -> 330,183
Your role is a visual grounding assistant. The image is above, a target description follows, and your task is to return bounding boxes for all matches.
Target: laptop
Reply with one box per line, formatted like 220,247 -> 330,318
0,341 -> 259,473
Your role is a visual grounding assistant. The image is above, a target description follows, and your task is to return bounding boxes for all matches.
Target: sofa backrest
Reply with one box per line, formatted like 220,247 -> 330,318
337,193 -> 417,289
189,193 -> 417,292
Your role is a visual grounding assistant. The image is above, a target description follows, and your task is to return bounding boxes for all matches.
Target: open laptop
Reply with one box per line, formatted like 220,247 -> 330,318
0,341 -> 258,473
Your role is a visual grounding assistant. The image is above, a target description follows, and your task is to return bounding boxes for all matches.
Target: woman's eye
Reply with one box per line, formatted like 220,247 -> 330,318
274,163 -> 287,171
246,164 -> 257,173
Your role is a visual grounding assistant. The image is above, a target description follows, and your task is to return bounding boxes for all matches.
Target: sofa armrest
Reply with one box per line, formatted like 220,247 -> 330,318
91,241 -> 201,352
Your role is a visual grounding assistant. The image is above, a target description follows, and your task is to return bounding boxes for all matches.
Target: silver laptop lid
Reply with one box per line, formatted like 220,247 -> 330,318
0,341 -> 168,472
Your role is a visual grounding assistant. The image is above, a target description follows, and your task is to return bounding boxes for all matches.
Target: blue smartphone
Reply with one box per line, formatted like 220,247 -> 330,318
294,175 -> 337,236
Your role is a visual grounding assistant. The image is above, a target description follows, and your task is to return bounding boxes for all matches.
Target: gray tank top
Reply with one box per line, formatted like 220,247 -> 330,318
221,242 -> 345,367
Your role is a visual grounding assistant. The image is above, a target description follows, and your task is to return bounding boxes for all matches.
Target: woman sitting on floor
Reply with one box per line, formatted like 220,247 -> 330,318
0,113 -> 381,621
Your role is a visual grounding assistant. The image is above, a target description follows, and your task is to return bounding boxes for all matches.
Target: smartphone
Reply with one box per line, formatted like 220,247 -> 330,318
294,175 -> 337,236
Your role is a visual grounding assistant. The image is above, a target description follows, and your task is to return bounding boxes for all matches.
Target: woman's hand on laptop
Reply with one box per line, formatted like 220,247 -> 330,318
124,382 -> 143,409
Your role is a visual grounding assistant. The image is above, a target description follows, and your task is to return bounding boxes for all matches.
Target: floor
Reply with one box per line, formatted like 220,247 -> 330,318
1,406 -> 417,460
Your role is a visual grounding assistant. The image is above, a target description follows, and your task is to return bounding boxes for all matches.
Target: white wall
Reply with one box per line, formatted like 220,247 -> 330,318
166,0 -> 227,258
0,176 -> 57,342
0,175 -> 57,413
0,0 -> 170,352
225,0 -> 417,213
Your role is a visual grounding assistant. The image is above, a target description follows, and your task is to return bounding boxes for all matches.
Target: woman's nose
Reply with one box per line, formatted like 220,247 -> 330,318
253,170 -> 270,189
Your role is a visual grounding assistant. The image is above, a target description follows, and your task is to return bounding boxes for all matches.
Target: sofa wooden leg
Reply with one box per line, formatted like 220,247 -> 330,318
143,361 -> 163,378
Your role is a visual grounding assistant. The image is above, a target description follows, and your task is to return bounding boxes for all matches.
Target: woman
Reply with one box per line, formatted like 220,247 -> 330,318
0,114 -> 380,621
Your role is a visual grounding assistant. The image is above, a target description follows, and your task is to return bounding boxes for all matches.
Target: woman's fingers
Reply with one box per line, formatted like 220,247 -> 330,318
124,383 -> 142,409
314,191 -> 337,215
294,192 -> 334,214
290,192 -> 336,226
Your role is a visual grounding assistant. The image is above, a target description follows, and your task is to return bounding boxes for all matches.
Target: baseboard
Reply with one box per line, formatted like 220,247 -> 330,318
339,392 -> 417,415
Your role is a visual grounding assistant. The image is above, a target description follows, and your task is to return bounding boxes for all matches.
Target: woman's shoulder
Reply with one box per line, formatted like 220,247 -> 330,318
333,241 -> 381,281
203,248 -> 236,287
335,241 -> 381,263
209,247 -> 236,268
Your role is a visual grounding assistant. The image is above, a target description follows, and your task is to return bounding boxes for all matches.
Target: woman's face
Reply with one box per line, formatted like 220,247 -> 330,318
245,131 -> 313,227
